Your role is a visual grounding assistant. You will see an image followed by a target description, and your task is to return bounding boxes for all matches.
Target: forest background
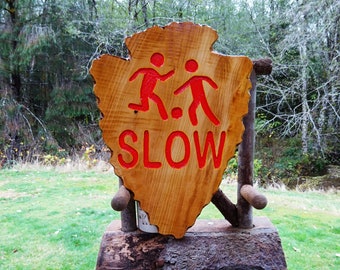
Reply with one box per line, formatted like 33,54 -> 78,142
0,0 -> 339,188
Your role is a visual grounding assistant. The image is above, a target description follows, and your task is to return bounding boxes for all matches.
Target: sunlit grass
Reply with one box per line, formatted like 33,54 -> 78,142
1,164 -> 339,269
1,165 -> 119,269
254,187 -> 340,270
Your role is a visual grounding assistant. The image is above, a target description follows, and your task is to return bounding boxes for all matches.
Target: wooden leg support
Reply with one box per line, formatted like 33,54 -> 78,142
211,188 -> 238,227
115,178 -> 137,232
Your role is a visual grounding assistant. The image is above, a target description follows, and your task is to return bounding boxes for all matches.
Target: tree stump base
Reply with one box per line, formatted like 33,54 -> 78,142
96,217 -> 287,270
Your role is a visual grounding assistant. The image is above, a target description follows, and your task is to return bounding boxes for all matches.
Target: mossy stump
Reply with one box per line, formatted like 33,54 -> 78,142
96,217 -> 287,270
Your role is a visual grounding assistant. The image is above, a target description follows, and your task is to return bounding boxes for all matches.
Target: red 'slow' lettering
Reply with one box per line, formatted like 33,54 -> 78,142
143,130 -> 162,168
118,130 -> 138,168
117,130 -> 227,169
165,131 -> 190,169
193,131 -> 226,169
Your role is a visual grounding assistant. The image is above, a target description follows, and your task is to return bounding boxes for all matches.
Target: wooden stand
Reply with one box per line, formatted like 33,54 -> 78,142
91,22 -> 285,268
96,217 -> 287,270
95,57 -> 283,269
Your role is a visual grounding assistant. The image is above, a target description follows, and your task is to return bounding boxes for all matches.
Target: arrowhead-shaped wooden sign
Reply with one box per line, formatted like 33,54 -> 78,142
90,22 -> 253,238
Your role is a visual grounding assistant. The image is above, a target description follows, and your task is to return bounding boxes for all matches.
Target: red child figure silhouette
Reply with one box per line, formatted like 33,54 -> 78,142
174,59 -> 220,126
128,53 -> 174,120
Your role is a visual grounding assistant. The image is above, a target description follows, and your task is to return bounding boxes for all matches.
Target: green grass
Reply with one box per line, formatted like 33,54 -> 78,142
255,188 -> 340,270
0,165 -> 119,270
1,165 -> 339,269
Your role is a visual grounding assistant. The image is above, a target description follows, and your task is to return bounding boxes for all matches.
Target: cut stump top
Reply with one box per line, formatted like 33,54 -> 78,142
90,22 -> 253,238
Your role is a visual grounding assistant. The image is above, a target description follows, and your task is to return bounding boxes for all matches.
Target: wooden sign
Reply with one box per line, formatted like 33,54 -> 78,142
90,22 -> 253,238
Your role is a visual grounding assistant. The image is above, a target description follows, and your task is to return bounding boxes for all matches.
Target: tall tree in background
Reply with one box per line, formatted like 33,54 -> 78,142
255,0 -> 339,161
0,0 -> 55,161
0,0 -> 100,161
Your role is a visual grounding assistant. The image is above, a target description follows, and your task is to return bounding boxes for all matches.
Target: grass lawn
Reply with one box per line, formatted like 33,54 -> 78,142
1,164 -> 339,269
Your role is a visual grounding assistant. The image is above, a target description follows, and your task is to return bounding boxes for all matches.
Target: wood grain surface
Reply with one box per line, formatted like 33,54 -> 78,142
90,22 -> 253,238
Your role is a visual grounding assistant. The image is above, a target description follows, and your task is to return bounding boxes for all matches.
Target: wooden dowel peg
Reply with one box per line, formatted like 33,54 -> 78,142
111,185 -> 131,211
240,184 -> 267,210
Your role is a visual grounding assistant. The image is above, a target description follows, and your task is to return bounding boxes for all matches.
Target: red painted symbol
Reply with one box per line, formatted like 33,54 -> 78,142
128,53 -> 175,120
174,59 -> 220,126
171,107 -> 183,119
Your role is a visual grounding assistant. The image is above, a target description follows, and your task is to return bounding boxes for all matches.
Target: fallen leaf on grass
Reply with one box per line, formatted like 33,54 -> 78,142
293,247 -> 301,252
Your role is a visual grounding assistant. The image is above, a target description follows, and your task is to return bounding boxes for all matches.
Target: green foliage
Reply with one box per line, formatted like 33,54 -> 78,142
298,154 -> 328,177
17,25 -> 56,68
256,136 -> 330,188
255,113 -> 282,138
45,84 -> 99,149
0,94 -> 51,166
225,154 -> 263,180
253,158 -> 263,178
225,156 -> 238,177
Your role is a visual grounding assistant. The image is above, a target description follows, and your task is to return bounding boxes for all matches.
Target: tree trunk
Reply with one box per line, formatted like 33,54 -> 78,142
299,25 -> 309,155
6,0 -> 22,102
